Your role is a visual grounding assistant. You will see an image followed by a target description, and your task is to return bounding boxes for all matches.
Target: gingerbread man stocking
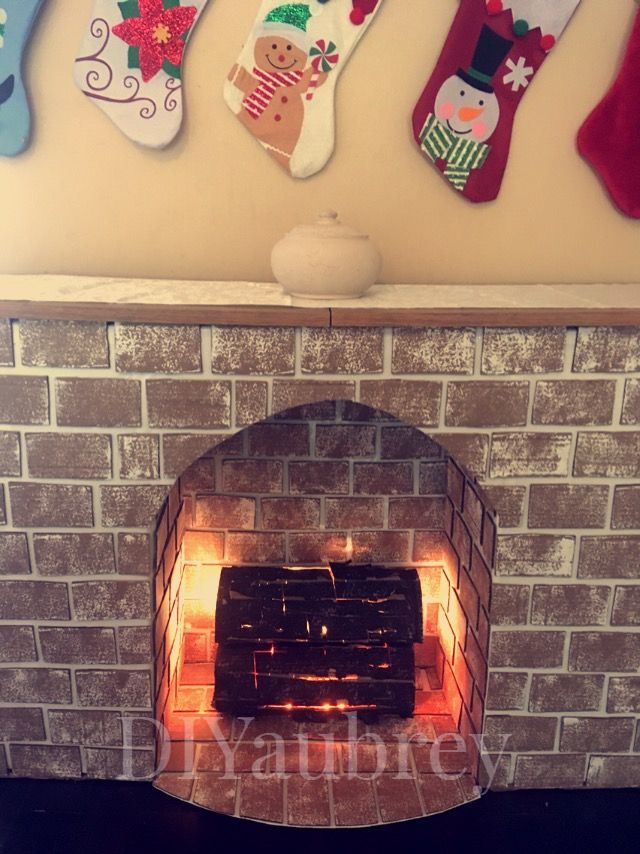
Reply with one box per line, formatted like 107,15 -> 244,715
225,1 -> 383,179
412,0 -> 582,203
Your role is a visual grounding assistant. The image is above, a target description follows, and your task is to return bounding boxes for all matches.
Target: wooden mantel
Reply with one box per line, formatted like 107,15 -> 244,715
0,276 -> 638,327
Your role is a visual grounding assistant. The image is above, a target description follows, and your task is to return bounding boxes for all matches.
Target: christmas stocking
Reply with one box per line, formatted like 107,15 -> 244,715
412,0 -> 581,203
0,0 -> 46,157
577,5 -> 640,219
73,0 -> 210,149
225,1 -> 383,179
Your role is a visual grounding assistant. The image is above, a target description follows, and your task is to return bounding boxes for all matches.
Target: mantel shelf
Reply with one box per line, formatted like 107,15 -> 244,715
0,276 -> 638,327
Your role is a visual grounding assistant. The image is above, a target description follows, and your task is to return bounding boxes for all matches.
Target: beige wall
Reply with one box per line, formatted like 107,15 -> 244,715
0,0 -> 638,284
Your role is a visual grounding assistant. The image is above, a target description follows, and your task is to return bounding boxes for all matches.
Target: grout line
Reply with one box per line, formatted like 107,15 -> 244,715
12,320 -> 23,371
564,327 -> 578,375
474,327 -> 483,376
106,322 -> 116,372
382,327 -> 392,377
8,319 -> 18,371
326,770 -> 336,828
200,326 -> 211,377
281,773 -> 288,826
232,774 -> 241,818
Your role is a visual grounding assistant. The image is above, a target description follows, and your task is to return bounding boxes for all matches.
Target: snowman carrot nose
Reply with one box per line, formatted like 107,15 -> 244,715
458,105 -> 485,122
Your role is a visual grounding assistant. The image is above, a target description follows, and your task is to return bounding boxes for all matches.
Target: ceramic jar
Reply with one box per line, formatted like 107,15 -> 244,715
271,211 -> 381,300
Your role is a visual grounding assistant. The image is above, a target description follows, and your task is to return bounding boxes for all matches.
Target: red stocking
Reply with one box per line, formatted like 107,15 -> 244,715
412,0 -> 581,203
577,6 -> 640,219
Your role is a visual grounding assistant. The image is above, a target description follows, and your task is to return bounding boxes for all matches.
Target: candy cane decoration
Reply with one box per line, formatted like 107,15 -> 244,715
306,39 -> 339,101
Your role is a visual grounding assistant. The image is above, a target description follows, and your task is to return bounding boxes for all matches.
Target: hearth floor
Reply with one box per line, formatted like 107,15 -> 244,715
153,663 -> 480,827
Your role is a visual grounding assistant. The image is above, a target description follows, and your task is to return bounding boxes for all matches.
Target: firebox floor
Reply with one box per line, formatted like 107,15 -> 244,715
154,664 -> 480,827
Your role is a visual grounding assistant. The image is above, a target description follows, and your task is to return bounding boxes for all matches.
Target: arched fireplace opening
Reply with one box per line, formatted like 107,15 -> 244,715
152,400 -> 496,827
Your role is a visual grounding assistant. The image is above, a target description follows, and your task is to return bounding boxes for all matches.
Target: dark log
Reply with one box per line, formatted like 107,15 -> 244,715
215,565 -> 423,644
214,643 -> 415,717
213,564 -> 421,717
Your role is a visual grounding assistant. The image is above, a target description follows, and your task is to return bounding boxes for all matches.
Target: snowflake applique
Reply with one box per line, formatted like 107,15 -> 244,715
503,56 -> 534,92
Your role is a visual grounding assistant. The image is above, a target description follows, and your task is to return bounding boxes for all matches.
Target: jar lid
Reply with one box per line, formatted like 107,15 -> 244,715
285,210 -> 369,240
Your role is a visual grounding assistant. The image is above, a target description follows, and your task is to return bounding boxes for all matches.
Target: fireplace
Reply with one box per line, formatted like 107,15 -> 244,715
0,309 -> 638,828
152,401 -> 495,825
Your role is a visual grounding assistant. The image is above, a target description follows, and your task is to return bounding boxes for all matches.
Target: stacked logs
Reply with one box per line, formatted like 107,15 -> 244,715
213,564 -> 422,718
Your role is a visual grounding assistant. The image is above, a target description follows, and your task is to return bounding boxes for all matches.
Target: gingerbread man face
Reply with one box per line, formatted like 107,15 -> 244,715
254,35 -> 308,74
435,74 -> 500,143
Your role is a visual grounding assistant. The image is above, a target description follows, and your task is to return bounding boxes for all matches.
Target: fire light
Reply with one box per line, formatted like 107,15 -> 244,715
345,534 -> 354,561
183,563 -> 224,603
262,702 -> 377,712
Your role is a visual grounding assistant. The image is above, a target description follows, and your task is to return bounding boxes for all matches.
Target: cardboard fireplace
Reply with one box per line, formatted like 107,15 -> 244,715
0,316 -> 638,828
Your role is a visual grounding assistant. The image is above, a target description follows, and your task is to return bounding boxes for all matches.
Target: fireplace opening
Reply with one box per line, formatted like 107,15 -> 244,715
152,400 -> 496,827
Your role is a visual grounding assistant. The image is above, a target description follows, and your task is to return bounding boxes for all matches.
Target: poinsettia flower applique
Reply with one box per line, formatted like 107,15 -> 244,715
112,0 -> 197,82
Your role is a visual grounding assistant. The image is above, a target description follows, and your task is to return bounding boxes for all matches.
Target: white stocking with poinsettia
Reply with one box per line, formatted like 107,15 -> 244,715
74,0 -> 210,149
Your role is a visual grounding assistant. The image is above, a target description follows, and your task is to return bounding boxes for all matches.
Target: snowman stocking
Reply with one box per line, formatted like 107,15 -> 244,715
225,1 -> 383,179
412,0 -> 581,203
0,0 -> 46,157
577,5 -> 640,219
74,0 -> 210,149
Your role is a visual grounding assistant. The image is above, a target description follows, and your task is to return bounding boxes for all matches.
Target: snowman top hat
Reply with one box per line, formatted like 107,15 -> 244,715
256,4 -> 314,51
457,24 -> 513,94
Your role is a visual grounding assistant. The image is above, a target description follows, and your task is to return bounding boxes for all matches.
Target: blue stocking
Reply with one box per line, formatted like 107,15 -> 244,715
0,0 -> 45,156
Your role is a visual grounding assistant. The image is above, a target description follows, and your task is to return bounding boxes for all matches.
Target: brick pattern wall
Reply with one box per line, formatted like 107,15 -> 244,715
154,484 -> 185,734
439,459 -> 494,779
177,412 -> 450,567
0,320 -> 638,787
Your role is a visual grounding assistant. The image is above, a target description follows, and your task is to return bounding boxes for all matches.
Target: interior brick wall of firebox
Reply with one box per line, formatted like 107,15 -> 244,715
152,414 -> 495,781
0,319 -> 638,787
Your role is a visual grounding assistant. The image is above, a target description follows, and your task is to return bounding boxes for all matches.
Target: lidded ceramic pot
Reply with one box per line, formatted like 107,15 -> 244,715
271,211 -> 381,300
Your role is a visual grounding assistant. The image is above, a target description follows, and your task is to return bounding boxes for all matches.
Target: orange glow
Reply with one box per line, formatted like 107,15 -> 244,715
414,563 -> 447,639
171,554 -> 440,723
441,552 -> 458,602
345,534 -> 353,561
263,702 -> 377,712
283,564 -> 329,572
183,562 -> 223,608
252,645 -> 278,690
295,673 -> 359,682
